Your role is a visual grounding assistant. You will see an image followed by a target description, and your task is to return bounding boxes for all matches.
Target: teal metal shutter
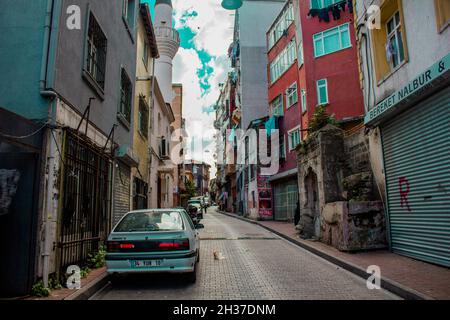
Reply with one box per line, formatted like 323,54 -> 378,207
382,87 -> 450,267
273,179 -> 299,221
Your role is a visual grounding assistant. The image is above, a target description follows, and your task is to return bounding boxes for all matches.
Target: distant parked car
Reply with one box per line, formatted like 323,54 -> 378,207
187,199 -> 204,219
106,209 -> 204,283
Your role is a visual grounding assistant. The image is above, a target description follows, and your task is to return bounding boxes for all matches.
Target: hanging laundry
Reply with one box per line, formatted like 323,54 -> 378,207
308,9 -> 320,18
347,0 -> 353,13
318,8 -> 330,23
331,5 -> 341,20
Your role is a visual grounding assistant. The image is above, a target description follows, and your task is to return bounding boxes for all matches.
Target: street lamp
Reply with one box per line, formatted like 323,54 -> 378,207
221,0 -> 243,10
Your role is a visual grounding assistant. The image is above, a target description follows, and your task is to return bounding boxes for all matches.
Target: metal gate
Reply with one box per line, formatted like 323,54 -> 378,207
382,87 -> 450,267
58,130 -> 111,274
273,179 -> 299,221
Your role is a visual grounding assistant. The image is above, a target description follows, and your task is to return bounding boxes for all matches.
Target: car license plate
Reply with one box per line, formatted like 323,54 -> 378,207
133,260 -> 162,268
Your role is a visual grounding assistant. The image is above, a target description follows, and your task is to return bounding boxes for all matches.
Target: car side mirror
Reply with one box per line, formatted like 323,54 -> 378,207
195,224 -> 205,229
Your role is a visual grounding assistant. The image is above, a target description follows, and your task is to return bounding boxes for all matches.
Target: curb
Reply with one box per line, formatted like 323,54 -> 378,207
218,210 -> 432,300
64,273 -> 110,300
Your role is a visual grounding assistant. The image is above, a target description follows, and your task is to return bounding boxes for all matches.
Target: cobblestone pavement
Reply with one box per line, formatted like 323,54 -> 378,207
92,208 -> 399,300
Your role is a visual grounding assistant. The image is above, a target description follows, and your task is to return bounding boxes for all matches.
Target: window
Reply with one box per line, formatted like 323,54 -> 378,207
316,79 -> 329,105
435,0 -> 450,31
310,0 -> 340,9
122,0 -> 136,30
386,12 -> 405,69
298,41 -> 304,66
133,178 -> 148,210
119,68 -> 132,124
268,3 -> 295,49
86,13 -> 107,90
270,95 -> 284,116
301,89 -> 307,113
270,40 -> 297,83
371,0 -> 408,82
286,82 -> 298,108
313,23 -> 351,58
138,96 -> 149,139
143,41 -> 149,69
279,135 -> 286,160
288,128 -> 301,151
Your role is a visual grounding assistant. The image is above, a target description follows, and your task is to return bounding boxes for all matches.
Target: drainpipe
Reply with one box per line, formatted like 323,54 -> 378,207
148,58 -> 156,207
40,0 -> 56,288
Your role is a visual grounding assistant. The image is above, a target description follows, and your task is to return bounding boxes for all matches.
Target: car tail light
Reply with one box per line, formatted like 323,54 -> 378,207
107,241 -> 120,252
158,239 -> 189,251
119,243 -> 135,249
106,241 -> 135,252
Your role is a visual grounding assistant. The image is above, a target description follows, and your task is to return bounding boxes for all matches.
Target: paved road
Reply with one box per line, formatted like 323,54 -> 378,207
92,208 -> 399,300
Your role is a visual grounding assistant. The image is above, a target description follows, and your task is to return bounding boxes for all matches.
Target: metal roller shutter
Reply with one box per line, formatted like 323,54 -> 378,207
382,87 -> 450,267
273,179 -> 299,221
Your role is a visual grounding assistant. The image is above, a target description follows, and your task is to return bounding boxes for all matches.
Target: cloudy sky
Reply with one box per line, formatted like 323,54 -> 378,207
144,0 -> 235,176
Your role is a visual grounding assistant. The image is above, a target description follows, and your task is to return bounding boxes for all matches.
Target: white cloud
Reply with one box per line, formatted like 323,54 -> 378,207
171,0 -> 234,177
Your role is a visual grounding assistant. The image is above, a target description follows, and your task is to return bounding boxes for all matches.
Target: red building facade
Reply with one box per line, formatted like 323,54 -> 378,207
296,0 -> 364,131
267,1 -> 301,221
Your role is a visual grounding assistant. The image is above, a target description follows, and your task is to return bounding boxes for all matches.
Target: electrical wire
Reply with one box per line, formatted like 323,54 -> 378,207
0,121 -> 49,139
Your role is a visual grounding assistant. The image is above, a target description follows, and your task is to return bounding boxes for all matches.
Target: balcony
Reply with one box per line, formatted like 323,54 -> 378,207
154,26 -> 180,58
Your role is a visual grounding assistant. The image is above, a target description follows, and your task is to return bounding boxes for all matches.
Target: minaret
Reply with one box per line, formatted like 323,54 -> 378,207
154,0 -> 180,103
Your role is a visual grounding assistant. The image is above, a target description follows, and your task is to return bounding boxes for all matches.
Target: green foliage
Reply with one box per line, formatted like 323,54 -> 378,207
31,280 -> 50,297
88,245 -> 106,269
308,104 -> 337,133
80,266 -> 91,279
182,179 -> 197,199
48,276 -> 62,290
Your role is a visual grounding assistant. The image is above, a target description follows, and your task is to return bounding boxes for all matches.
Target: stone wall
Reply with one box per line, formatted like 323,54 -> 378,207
296,124 -> 387,251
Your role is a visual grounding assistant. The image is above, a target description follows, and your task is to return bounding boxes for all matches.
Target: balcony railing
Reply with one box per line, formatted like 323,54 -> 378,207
154,26 -> 180,43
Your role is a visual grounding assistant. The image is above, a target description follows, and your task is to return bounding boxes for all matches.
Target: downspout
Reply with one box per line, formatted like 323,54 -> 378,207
148,58 -> 156,208
40,0 -> 57,288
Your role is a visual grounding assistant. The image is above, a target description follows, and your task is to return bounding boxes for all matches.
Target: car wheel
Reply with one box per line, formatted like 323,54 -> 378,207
187,264 -> 197,283
109,273 -> 122,285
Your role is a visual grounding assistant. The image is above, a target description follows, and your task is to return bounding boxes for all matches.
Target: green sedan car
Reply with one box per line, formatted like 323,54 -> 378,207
106,209 -> 203,283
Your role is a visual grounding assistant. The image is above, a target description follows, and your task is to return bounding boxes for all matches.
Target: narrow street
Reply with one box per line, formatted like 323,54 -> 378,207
92,208 -> 399,300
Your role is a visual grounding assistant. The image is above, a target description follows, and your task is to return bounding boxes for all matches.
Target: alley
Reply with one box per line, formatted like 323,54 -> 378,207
91,208 -> 399,300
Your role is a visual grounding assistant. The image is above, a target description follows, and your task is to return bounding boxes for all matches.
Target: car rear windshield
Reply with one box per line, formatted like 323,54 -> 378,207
188,200 -> 201,204
114,211 -> 184,232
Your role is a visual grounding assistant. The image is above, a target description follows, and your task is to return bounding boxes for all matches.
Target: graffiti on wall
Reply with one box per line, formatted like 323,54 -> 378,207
258,175 -> 272,217
399,176 -> 411,212
0,169 -> 21,216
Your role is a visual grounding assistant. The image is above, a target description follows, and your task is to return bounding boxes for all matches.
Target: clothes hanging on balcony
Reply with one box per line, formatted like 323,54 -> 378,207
308,9 -> 320,18
318,8 -> 330,23
331,5 -> 341,20
347,0 -> 353,13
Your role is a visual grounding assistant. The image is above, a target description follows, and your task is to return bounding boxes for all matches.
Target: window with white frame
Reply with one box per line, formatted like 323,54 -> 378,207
270,40 -> 297,83
310,0 -> 340,9
279,134 -> 286,160
313,23 -> 351,58
270,95 -> 284,116
298,41 -> 304,66
286,82 -> 298,108
288,128 -> 301,151
386,11 -> 405,70
301,89 -> 307,113
268,3 -> 295,49
316,79 -> 329,105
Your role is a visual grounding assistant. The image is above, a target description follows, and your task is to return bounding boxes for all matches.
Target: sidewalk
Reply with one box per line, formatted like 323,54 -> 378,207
26,267 -> 109,300
219,211 -> 450,300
